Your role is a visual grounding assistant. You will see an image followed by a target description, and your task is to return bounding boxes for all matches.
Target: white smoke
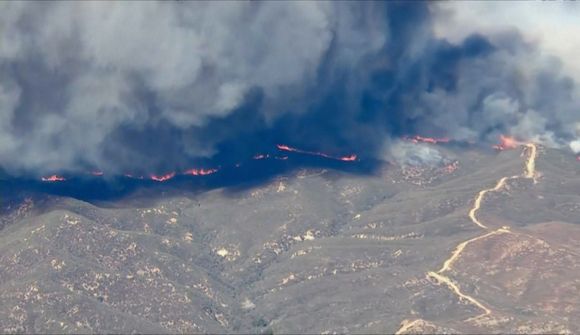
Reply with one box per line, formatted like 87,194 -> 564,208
0,1 -> 387,174
388,141 -> 451,167
571,123 -> 580,154
431,2 -> 580,150
432,2 -> 580,82
571,140 -> 580,154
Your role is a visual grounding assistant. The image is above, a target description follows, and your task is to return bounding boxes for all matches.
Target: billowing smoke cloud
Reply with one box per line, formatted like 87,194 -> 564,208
0,2 -> 579,176
429,1 -> 580,147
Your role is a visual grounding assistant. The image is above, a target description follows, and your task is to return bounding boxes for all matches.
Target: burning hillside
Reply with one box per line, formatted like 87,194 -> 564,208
276,144 -> 358,162
492,135 -> 520,151
2,2 -> 580,334
3,142 -> 579,334
38,143 -> 359,184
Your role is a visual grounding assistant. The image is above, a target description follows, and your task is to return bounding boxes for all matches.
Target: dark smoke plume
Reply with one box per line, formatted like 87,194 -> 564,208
0,2 -> 579,177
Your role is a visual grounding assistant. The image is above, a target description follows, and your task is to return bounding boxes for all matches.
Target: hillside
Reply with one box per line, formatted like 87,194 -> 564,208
0,144 -> 579,334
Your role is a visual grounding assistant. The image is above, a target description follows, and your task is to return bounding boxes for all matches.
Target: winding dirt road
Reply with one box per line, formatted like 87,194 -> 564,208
397,143 -> 538,333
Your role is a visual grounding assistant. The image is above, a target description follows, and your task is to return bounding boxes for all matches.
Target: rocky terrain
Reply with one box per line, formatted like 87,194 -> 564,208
0,144 -> 579,334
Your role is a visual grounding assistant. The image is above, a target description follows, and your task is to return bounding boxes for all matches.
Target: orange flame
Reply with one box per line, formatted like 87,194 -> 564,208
183,168 -> 218,176
493,135 -> 520,150
41,175 -> 66,182
276,144 -> 358,162
444,161 -> 459,173
150,172 -> 176,182
38,145 -> 360,183
276,144 -> 295,152
405,135 -> 450,144
339,154 -> 358,162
